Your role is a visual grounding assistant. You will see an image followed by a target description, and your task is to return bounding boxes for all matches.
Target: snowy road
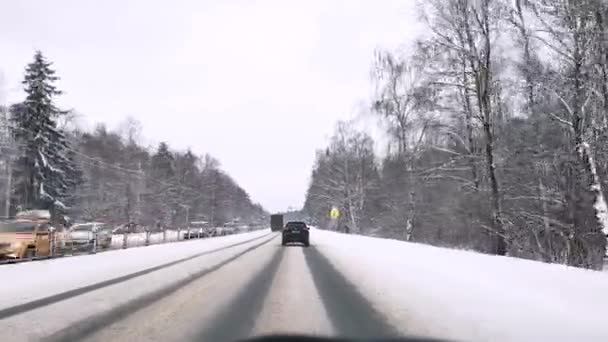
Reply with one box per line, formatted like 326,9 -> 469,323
1,228 -> 608,342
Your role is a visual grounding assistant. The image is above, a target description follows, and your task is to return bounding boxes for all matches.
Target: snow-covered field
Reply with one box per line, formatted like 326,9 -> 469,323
0,229 -> 271,310
312,228 -> 608,342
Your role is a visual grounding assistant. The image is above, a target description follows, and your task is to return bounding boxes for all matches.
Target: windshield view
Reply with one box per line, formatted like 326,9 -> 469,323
1,1 -> 608,342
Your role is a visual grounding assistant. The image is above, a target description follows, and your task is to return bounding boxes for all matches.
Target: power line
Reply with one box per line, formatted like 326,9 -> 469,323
1,135 -> 204,195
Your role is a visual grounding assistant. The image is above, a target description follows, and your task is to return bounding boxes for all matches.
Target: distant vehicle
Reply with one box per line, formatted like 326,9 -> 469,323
112,224 -> 129,235
190,221 -> 214,238
223,222 -> 238,235
68,222 -> 112,250
281,221 -> 310,247
184,226 -> 205,239
270,214 -> 284,232
0,210 -> 53,259
112,222 -> 143,234
236,224 -> 250,233
177,228 -> 190,240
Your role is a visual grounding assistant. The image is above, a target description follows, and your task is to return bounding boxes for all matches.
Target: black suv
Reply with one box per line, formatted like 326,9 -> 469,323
281,221 -> 310,247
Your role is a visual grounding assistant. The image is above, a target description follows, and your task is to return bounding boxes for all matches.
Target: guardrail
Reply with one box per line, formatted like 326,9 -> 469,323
0,227 -> 260,265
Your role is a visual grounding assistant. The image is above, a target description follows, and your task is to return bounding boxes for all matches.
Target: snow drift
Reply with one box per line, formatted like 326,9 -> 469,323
312,228 -> 608,342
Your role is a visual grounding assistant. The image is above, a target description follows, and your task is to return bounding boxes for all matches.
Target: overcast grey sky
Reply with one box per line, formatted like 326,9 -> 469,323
0,0 -> 422,212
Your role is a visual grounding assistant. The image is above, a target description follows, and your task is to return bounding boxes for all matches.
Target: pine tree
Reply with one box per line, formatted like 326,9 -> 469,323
10,51 -> 78,215
151,142 -> 175,180
150,142 -> 179,225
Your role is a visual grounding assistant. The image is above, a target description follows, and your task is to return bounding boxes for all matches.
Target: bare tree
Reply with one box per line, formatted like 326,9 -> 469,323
118,116 -> 143,146
418,0 -> 507,254
520,0 -> 608,268
372,49 -> 441,240
305,122 -> 380,233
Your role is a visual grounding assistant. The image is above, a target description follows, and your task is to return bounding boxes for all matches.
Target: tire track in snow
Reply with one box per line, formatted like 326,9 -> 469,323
41,234 -> 278,342
303,246 -> 400,339
194,246 -> 285,342
251,245 -> 334,337
0,232 -> 274,320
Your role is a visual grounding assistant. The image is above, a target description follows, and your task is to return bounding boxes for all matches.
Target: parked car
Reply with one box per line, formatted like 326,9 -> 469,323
185,221 -> 215,239
223,223 -> 237,235
184,226 -> 203,239
68,222 -> 112,251
0,210 -> 53,259
112,222 -> 144,234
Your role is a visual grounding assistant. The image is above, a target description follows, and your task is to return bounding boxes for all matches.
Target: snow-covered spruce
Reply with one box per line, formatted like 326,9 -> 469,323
9,51 -> 81,213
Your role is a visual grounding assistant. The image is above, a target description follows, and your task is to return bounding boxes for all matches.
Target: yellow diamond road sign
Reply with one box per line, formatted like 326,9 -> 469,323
330,207 -> 340,219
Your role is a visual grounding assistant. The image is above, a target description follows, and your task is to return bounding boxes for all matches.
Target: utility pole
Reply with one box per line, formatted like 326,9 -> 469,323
125,183 -> 132,223
125,162 -> 144,225
134,162 -> 144,225
4,159 -> 12,218
210,185 -> 216,226
179,204 -> 191,226
0,106 -> 13,218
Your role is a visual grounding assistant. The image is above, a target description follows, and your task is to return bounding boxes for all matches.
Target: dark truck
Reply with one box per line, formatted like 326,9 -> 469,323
270,214 -> 284,232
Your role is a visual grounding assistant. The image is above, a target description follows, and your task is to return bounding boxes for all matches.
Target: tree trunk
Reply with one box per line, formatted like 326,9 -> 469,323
594,8 -> 608,131
405,159 -> 415,241
470,0 -> 506,255
344,154 -> 358,233
578,143 -> 608,236
125,184 -> 132,223
462,58 -> 479,191
513,0 -> 553,258
482,118 -> 506,255
538,175 -> 551,236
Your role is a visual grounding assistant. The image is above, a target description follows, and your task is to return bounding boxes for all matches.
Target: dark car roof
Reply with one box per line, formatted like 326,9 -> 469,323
285,221 -> 307,226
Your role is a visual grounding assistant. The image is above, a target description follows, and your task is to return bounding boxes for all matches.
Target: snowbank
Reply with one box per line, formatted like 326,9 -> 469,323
110,230 -> 180,249
312,228 -> 608,342
0,229 -> 271,310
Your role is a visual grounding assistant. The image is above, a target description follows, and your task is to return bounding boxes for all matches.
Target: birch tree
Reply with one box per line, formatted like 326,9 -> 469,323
522,0 -> 608,268
305,122 -> 380,233
372,50 -> 439,240
419,0 -> 508,254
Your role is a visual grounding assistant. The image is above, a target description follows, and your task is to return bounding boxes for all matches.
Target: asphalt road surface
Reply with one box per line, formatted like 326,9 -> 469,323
2,233 -> 403,342
5,230 -> 604,342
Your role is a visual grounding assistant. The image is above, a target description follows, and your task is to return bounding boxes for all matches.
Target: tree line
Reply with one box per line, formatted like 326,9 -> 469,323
0,51 -> 266,229
304,0 -> 608,270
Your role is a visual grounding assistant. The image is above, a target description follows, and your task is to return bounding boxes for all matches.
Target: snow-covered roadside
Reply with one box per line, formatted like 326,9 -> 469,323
312,228 -> 608,342
0,229 -> 271,310
110,230 -> 181,248
2,232 -> 278,341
